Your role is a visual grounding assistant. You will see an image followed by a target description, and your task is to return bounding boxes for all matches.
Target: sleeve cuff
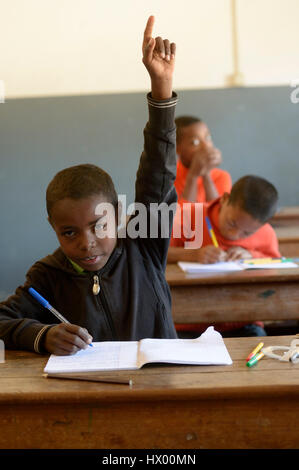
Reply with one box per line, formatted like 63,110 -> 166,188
147,91 -> 178,108
34,324 -> 54,354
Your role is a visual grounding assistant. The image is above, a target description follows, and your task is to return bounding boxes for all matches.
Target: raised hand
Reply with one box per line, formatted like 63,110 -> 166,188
142,15 -> 176,100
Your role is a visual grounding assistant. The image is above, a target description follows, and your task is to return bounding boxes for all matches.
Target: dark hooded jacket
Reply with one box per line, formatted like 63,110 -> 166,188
0,93 -> 178,353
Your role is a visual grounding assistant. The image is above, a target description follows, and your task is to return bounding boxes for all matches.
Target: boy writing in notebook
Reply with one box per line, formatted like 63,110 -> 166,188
0,16 -> 178,355
169,175 -> 280,263
174,116 -> 232,203
168,175 -> 280,337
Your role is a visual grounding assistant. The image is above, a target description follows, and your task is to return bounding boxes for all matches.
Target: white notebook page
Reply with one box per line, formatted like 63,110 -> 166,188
44,341 -> 138,373
137,327 -> 232,367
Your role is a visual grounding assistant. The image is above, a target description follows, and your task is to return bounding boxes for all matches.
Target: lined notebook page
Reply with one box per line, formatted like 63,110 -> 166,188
44,327 -> 233,374
44,341 -> 138,373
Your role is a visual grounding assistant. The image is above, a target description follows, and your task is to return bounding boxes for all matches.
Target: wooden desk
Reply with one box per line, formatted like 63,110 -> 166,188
270,206 -> 299,228
0,336 -> 298,449
166,263 -> 299,324
269,207 -> 299,256
275,226 -> 299,257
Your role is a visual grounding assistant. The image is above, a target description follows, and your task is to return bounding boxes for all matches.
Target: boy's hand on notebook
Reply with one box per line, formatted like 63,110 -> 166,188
44,323 -> 93,355
226,246 -> 252,261
196,246 -> 227,264
142,15 -> 176,100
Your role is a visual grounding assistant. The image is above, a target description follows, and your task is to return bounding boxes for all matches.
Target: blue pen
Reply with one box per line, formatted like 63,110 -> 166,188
28,287 -> 93,347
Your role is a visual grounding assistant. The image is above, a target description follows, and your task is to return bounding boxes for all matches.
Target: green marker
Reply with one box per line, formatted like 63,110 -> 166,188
246,352 -> 264,367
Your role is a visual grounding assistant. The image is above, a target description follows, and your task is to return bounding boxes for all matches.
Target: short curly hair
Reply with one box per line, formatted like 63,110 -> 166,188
46,164 -> 118,217
229,175 -> 278,223
175,115 -> 202,142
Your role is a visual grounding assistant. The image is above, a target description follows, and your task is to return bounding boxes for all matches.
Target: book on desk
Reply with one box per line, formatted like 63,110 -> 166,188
44,326 -> 232,378
178,258 -> 298,274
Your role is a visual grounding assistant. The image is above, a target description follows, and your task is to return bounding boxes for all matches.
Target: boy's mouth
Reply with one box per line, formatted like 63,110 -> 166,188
79,255 -> 102,265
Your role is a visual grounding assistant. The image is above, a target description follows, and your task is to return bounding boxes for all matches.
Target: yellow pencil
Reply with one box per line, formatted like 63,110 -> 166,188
205,216 -> 219,248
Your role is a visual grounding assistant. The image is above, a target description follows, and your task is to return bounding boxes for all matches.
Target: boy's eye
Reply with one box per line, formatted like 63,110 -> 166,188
191,138 -> 200,146
62,230 -> 76,238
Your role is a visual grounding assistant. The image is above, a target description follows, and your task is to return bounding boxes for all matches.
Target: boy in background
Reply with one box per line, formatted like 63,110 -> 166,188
168,175 -> 280,336
174,116 -> 232,203
0,16 -> 179,355
169,175 -> 280,262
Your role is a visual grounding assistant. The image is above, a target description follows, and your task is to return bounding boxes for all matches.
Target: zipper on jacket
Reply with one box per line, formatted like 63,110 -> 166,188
91,273 -> 118,340
92,275 -> 100,295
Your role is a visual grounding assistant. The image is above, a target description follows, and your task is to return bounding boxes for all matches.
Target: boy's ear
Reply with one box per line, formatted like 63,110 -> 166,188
220,192 -> 229,207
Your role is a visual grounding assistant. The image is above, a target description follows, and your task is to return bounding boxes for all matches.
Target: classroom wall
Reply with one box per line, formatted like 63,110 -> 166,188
0,85 -> 298,299
2,0 -> 299,98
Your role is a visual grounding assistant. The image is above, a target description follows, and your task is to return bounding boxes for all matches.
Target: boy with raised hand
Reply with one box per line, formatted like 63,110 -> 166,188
0,16 -> 178,355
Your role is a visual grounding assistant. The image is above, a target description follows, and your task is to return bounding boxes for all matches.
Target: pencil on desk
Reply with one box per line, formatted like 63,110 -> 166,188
205,215 -> 219,248
45,373 -> 133,386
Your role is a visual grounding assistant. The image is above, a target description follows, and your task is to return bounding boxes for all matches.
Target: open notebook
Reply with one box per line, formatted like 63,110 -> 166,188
44,327 -> 232,375
178,260 -> 298,273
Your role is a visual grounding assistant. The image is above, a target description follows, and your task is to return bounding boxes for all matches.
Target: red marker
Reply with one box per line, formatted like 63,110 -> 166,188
246,342 -> 264,362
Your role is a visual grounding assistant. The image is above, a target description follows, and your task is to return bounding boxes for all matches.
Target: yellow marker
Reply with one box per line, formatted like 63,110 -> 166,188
246,342 -> 264,362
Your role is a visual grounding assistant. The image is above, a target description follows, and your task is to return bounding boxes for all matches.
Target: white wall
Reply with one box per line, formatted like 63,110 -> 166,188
1,0 -> 298,98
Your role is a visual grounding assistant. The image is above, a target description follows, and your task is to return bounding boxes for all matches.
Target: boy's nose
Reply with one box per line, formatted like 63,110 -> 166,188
227,228 -> 241,240
78,232 -> 97,251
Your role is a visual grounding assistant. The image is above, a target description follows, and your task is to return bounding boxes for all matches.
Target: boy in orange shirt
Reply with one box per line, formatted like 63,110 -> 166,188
169,175 -> 280,337
174,116 -> 232,203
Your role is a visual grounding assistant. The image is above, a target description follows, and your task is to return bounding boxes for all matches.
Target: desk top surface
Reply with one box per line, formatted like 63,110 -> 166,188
271,206 -> 299,220
166,262 -> 299,286
275,225 -> 299,240
1,336 -> 298,405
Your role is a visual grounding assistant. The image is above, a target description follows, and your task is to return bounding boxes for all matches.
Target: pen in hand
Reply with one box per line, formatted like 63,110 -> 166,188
28,287 -> 93,347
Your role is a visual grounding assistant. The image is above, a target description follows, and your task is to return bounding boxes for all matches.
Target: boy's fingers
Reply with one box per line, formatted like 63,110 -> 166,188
143,37 -> 155,63
64,324 -> 93,345
170,42 -> 176,58
218,250 -> 227,261
143,15 -> 155,49
58,343 -> 81,355
155,36 -> 165,58
63,331 -> 90,350
164,39 -> 170,60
